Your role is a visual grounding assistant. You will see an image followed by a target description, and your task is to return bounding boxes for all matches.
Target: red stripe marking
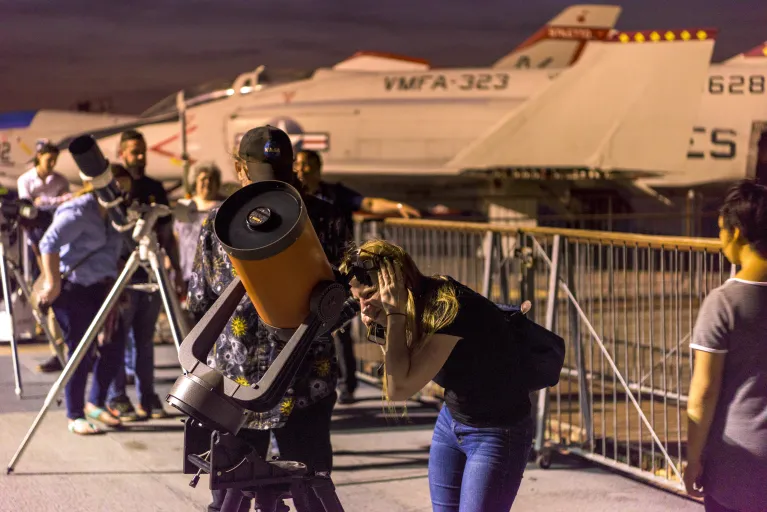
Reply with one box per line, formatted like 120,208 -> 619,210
743,42 -> 767,57
149,125 -> 199,163
513,25 -> 611,52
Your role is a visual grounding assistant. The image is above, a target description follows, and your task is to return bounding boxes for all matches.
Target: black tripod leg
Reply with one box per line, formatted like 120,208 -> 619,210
292,477 -> 345,512
220,489 -> 245,512
311,477 -> 345,512
254,490 -> 286,512
290,481 -> 316,512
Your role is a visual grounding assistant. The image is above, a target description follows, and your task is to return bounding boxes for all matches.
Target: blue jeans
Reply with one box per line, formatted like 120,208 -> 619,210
124,327 -> 135,376
51,281 -> 123,420
107,289 -> 161,410
429,406 -> 533,512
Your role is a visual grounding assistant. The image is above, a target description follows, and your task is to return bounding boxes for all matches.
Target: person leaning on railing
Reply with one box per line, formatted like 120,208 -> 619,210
684,179 -> 767,512
340,239 -> 533,512
293,149 -> 421,220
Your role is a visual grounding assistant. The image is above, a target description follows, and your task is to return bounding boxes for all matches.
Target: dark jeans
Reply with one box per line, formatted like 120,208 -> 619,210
429,405 -> 532,512
107,289 -> 161,410
208,392 -> 337,512
51,280 -> 123,420
333,328 -> 356,395
704,496 -> 740,512
124,327 -> 135,376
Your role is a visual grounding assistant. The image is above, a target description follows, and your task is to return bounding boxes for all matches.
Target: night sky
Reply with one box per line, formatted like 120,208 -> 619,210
1,0 -> 765,115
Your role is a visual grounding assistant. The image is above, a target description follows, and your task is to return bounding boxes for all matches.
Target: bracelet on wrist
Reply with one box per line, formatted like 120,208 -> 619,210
386,312 -> 407,317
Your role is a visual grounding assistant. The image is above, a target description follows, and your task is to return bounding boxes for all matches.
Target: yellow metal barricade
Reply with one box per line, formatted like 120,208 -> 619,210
351,216 -> 732,494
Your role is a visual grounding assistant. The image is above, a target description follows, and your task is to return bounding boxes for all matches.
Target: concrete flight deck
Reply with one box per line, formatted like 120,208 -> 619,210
0,342 -> 702,512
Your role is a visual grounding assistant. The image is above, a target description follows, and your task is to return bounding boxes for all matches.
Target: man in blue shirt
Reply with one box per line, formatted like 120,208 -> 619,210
38,186 -> 126,435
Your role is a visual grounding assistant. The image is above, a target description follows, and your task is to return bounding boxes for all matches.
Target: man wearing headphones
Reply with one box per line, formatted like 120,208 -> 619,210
293,149 -> 420,404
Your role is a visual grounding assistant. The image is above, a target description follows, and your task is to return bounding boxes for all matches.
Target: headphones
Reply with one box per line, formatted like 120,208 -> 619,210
345,249 -> 384,287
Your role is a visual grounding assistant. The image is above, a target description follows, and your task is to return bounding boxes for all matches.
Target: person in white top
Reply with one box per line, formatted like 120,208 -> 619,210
17,142 -> 73,373
173,162 -> 223,289
17,142 -> 72,211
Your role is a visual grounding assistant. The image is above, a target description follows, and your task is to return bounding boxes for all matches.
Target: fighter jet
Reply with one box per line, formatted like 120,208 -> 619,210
0,5 -> 729,219
0,110 -> 137,189
639,40 -> 767,194
0,4 -> 622,194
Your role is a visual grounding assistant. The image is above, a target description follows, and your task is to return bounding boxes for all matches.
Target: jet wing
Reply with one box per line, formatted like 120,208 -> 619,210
53,110 -> 179,151
448,28 -> 717,177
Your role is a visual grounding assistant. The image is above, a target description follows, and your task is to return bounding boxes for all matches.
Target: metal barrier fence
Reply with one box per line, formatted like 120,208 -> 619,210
488,211 -> 720,238
350,217 -> 733,494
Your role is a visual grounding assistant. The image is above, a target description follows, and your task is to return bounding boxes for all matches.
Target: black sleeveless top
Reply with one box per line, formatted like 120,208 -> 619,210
431,278 -> 531,427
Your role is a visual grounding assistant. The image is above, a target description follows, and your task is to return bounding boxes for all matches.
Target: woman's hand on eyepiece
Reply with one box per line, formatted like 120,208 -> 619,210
378,258 -> 408,315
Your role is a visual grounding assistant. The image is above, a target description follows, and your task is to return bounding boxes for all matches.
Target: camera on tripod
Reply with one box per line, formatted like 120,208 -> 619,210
0,196 -> 40,233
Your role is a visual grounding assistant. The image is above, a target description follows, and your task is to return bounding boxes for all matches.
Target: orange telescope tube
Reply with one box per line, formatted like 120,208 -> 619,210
213,181 -> 335,329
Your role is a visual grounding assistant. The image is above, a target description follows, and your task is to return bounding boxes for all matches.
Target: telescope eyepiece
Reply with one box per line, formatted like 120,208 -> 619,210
246,206 -> 273,230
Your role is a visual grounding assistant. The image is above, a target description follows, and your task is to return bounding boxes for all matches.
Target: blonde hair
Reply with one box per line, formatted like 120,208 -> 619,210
340,239 -> 460,411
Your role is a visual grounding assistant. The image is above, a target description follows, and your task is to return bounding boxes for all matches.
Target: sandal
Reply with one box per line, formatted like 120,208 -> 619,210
85,404 -> 122,427
68,418 -> 104,436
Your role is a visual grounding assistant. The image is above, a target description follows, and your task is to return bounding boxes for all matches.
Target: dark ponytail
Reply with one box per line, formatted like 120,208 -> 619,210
720,179 -> 767,258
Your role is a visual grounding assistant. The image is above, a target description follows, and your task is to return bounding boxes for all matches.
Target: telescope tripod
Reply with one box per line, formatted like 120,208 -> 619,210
6,206 -> 188,474
167,276 -> 357,512
184,402 -> 344,512
0,228 -> 62,399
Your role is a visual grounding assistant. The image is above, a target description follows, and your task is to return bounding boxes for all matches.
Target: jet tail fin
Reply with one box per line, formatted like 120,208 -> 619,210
450,28 -> 717,175
722,41 -> 767,65
492,4 -> 621,70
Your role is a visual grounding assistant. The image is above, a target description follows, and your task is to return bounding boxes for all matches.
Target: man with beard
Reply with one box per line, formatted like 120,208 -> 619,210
105,129 -> 184,421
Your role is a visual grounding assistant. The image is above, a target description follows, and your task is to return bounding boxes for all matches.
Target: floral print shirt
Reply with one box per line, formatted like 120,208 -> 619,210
187,194 -> 352,429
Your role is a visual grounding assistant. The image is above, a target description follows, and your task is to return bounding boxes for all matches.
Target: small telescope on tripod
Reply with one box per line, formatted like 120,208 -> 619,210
6,135 -> 188,474
166,180 -> 358,512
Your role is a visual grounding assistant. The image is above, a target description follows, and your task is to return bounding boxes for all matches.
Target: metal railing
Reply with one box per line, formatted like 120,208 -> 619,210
488,211 -> 720,238
350,216 -> 732,494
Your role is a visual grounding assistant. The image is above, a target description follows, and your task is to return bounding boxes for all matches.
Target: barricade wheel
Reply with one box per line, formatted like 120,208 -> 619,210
536,450 -> 552,469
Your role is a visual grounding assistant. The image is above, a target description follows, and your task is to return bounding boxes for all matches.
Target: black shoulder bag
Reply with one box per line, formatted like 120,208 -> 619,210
60,246 -> 104,281
496,303 -> 566,391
